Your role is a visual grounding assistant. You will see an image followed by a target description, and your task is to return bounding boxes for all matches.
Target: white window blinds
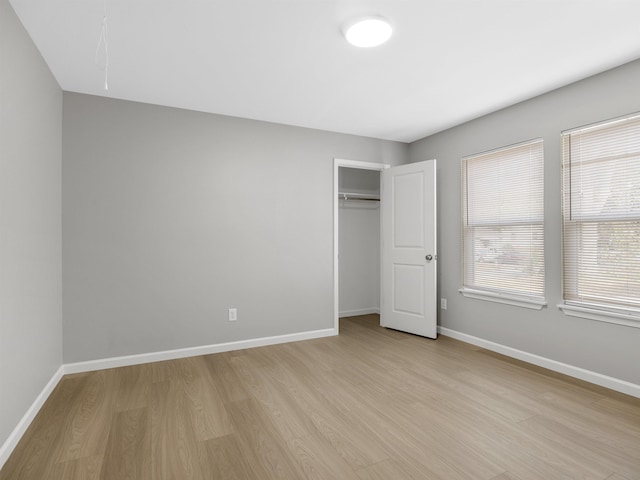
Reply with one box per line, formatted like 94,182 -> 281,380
562,113 -> 640,314
462,139 -> 545,300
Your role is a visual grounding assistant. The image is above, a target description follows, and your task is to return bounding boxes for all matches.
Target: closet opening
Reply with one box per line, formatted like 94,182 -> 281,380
333,159 -> 389,333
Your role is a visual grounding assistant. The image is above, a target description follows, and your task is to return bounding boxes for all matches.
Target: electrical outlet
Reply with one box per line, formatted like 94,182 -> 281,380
228,308 -> 237,321
440,298 -> 447,310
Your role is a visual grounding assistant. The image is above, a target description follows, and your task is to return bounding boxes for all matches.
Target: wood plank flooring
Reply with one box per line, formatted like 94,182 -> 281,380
2,314 -> 639,479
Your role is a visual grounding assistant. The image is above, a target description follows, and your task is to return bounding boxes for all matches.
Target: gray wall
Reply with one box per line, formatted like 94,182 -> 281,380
338,168 -> 380,315
409,59 -> 640,385
0,0 -> 62,450
62,93 -> 408,363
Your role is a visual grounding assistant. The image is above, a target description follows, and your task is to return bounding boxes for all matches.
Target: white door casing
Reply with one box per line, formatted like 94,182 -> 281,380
381,160 -> 437,338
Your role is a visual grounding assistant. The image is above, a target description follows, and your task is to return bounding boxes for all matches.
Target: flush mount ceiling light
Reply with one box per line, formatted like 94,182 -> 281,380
344,17 -> 393,48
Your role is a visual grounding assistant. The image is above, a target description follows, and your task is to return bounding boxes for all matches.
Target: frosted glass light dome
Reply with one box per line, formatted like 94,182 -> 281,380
344,17 -> 392,48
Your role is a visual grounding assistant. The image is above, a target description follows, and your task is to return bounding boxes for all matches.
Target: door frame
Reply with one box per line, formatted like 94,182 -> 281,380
333,158 -> 390,334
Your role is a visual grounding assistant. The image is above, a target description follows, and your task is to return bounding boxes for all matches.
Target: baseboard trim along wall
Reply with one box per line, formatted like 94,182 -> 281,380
0,327 -> 337,471
438,326 -> 640,399
64,327 -> 337,374
0,365 -> 65,470
339,308 -> 380,318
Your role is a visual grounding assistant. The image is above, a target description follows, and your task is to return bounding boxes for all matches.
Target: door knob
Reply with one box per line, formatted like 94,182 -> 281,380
425,254 -> 433,262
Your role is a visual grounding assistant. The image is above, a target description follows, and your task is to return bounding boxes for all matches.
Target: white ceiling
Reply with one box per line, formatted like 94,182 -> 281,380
9,0 -> 640,143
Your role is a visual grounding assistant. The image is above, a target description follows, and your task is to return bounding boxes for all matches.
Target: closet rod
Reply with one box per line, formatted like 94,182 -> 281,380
338,192 -> 380,202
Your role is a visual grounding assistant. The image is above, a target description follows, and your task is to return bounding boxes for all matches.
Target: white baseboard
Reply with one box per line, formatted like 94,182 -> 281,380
438,326 -> 640,399
64,327 -> 337,374
339,308 -> 380,318
0,365 -> 64,470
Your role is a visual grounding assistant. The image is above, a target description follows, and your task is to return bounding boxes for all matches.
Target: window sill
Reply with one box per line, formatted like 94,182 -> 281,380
459,288 -> 547,310
558,303 -> 640,329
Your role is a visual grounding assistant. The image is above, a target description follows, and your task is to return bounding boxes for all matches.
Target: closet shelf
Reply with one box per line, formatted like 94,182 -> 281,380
338,192 -> 380,202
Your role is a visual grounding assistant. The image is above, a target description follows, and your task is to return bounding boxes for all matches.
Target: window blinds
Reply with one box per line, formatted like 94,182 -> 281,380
562,113 -> 640,312
462,139 -> 545,299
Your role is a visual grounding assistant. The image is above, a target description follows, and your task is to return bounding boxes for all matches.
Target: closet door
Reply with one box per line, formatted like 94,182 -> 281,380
381,160 -> 437,338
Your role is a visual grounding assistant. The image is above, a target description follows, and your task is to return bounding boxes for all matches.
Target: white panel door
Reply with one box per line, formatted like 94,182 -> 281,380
381,160 -> 437,338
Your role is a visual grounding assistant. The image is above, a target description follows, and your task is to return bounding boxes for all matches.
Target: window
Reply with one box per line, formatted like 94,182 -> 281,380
461,139 -> 545,309
561,113 -> 640,325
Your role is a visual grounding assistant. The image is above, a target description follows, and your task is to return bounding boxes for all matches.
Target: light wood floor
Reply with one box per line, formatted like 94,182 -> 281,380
2,315 -> 639,480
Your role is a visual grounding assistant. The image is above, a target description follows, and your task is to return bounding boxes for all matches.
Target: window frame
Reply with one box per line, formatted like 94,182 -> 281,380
559,113 -> 640,328
459,138 -> 546,310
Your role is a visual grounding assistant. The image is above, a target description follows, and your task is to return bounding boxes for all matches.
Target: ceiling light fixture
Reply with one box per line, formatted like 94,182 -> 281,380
344,17 -> 392,48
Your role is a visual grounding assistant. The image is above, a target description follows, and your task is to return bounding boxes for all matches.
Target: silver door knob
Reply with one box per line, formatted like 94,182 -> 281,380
425,255 -> 433,262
